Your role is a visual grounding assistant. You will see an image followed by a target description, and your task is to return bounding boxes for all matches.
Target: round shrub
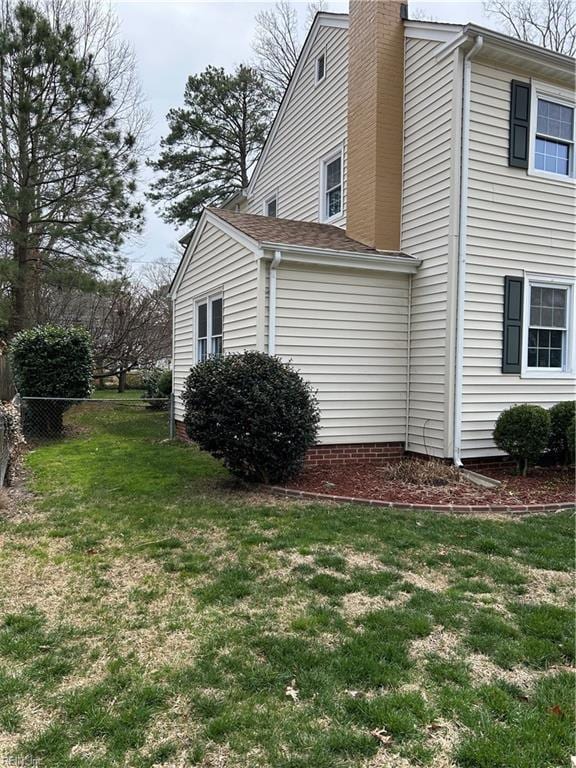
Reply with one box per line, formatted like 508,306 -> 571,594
143,367 -> 172,410
493,404 -> 550,476
9,325 -> 93,437
548,400 -> 575,464
182,351 -> 320,483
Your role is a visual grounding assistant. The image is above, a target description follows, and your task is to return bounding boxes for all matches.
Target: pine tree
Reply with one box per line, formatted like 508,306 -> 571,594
0,0 -> 146,336
148,65 -> 274,227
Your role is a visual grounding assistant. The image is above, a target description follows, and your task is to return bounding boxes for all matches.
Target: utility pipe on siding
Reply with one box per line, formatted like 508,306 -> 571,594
404,274 -> 412,450
268,250 -> 282,355
453,35 -> 483,467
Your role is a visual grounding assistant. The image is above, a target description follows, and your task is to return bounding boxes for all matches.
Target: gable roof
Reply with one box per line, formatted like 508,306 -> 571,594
246,12 -> 349,197
208,208 -> 411,256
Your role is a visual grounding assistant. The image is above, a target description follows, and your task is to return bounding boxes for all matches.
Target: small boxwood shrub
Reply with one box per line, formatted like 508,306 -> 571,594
143,368 -> 172,410
182,351 -> 319,483
9,325 -> 93,437
493,404 -> 550,476
548,400 -> 575,464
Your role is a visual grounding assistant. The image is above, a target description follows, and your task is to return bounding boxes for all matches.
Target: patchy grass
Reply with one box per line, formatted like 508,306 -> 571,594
0,403 -> 574,767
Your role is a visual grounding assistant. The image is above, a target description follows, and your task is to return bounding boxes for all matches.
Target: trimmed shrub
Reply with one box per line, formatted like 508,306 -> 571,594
548,400 -> 576,464
9,325 -> 93,437
567,416 -> 575,464
182,351 -> 320,483
143,368 -> 172,410
493,404 -> 550,476
125,371 -> 146,390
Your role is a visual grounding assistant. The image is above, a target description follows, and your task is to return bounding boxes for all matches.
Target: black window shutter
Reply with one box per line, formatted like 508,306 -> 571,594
502,276 -> 524,373
509,81 -> 531,168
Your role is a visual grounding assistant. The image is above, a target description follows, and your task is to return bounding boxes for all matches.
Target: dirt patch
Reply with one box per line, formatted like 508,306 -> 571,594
341,591 -> 411,620
285,461 -> 575,506
519,565 -> 574,606
410,627 -> 462,661
403,568 -> 452,593
467,653 -> 574,691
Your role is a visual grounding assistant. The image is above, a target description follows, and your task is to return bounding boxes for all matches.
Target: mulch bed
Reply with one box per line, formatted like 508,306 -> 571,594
286,462 -> 575,507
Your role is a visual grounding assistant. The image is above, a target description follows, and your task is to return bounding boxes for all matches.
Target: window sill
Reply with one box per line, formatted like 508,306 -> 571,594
521,370 -> 575,379
527,168 -> 575,184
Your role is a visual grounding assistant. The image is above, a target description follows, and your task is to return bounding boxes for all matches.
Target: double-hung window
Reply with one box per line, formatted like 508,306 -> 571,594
531,87 -> 575,179
321,150 -> 342,221
196,295 -> 223,363
523,276 -> 575,375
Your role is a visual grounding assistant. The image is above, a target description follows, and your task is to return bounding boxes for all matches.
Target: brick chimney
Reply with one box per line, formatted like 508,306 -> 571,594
346,1 -> 405,251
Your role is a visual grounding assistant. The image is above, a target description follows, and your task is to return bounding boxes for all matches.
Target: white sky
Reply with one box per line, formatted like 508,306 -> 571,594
111,1 -> 495,270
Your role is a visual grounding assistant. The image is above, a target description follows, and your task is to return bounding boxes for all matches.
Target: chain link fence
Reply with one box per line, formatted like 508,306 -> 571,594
19,395 -> 174,442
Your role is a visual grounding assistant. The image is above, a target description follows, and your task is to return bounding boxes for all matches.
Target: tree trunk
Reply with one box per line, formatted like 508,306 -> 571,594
8,241 -> 34,336
118,370 -> 127,393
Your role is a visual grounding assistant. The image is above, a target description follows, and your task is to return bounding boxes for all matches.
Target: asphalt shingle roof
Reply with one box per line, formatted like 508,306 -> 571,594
207,208 -> 412,258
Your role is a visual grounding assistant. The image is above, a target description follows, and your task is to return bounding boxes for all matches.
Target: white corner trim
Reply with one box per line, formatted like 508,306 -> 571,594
247,15 -> 347,197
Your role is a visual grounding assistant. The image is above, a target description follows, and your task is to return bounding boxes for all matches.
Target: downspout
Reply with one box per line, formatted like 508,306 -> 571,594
453,35 -> 483,467
404,273 -> 412,451
268,250 -> 282,355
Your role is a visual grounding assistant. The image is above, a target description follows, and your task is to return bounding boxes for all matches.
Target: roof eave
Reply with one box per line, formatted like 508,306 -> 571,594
260,242 -> 421,274
437,24 -> 575,75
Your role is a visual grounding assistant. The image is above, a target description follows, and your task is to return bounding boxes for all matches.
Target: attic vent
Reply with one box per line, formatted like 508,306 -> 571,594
316,53 -> 326,83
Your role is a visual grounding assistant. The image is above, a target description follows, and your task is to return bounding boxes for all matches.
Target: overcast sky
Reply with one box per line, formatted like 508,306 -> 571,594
111,1 -> 494,272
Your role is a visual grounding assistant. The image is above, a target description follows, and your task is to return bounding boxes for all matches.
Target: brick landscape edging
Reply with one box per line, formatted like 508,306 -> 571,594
266,486 -> 575,514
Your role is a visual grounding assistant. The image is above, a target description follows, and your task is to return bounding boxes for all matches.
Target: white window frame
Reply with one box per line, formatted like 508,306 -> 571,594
319,146 -> 343,223
194,293 -> 223,364
521,273 -> 575,378
263,193 -> 278,218
315,49 -> 327,85
528,80 -> 575,183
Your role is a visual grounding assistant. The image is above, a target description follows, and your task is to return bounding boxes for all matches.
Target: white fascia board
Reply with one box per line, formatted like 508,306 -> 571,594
436,23 -> 575,76
247,14 -> 348,197
404,21 -> 462,43
318,14 -> 348,29
169,210 -> 261,298
260,243 -> 421,274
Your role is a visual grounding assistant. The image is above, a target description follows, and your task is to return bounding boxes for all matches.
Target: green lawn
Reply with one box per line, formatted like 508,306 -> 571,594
0,403 -> 574,767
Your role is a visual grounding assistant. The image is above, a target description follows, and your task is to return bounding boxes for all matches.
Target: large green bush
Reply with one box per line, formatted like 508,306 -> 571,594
493,404 -> 550,476
10,325 -> 93,437
548,400 -> 575,464
182,351 -> 319,483
567,416 -> 575,464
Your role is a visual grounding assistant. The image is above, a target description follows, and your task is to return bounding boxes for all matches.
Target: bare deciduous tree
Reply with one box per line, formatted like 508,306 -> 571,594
252,0 -> 328,103
484,0 -> 576,54
37,266 -> 173,390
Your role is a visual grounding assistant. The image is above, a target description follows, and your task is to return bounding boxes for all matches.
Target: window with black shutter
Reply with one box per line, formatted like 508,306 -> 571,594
502,276 -> 524,373
509,81 -> 531,168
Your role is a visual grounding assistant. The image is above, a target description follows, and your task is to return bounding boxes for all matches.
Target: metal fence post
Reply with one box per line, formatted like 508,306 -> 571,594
169,392 -> 175,439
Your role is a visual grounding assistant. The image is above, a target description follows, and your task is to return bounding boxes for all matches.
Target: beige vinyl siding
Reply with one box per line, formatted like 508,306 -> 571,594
246,24 -> 348,225
274,263 -> 409,444
462,61 -> 576,458
402,37 -> 458,457
172,222 -> 258,421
